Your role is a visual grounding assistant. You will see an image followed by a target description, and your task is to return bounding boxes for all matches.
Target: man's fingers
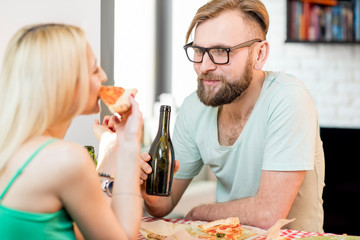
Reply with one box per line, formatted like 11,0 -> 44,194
140,171 -> 149,181
141,152 -> 151,161
141,160 -> 152,174
174,160 -> 180,174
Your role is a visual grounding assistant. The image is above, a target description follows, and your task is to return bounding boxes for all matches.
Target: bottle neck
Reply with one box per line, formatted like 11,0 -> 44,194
157,110 -> 171,136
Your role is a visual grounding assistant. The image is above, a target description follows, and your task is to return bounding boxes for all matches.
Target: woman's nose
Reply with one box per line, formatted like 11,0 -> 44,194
99,67 -> 107,83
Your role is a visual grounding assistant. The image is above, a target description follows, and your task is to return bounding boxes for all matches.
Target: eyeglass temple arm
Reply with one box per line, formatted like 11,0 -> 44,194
230,39 -> 263,51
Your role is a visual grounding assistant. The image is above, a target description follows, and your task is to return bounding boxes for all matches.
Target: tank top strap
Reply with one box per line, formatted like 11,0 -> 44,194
0,138 -> 57,200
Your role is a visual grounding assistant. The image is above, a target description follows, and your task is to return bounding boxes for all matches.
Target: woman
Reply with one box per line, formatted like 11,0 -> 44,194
0,23 -> 142,239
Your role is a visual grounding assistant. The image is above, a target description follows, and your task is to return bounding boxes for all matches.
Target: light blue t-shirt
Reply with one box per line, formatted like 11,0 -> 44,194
173,71 -> 325,232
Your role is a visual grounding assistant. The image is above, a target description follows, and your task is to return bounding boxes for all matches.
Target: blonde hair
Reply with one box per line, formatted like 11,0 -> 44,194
0,23 -> 89,169
185,0 -> 269,43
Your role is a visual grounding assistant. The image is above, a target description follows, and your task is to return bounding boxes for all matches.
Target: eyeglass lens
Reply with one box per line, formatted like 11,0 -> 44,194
187,47 -> 228,64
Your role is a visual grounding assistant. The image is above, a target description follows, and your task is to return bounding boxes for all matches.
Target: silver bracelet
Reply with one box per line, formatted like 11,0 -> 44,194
98,173 -> 141,198
98,172 -> 114,196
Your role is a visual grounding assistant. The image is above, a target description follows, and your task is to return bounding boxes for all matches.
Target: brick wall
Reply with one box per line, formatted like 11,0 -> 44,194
263,1 -> 360,128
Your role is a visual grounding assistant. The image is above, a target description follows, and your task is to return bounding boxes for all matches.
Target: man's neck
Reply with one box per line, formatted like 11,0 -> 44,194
220,71 -> 265,120
217,71 -> 265,146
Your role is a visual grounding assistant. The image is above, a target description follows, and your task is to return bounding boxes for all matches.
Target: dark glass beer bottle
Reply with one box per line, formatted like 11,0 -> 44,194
146,105 -> 175,196
85,145 -> 97,165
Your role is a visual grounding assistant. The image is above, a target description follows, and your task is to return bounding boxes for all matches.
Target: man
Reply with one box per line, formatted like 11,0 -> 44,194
140,0 -> 325,233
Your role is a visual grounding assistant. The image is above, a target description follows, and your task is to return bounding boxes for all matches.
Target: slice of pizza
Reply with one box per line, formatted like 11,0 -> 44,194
140,218 -> 265,240
99,85 -> 138,114
198,217 -> 243,240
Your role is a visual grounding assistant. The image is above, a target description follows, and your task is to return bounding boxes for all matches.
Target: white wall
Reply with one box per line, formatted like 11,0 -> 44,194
0,0 -> 101,149
114,1 -> 156,120
171,0 -> 207,108
263,1 -> 360,128
113,0 -> 159,147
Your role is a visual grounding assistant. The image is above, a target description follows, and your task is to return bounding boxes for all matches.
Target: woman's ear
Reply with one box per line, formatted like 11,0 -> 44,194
253,41 -> 270,70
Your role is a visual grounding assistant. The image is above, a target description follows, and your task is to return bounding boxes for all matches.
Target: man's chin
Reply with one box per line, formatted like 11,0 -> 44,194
197,93 -> 220,107
197,82 -> 224,107
201,100 -> 219,107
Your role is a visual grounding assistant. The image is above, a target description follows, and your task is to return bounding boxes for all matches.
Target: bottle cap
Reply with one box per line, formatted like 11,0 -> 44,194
160,105 -> 171,112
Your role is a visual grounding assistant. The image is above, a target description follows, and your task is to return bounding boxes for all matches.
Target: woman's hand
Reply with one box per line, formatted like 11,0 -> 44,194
93,95 -> 143,147
101,95 -> 143,144
94,95 -> 142,173
93,115 -> 115,141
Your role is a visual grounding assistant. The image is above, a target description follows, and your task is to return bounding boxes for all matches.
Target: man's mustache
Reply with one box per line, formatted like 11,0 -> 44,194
198,73 -> 225,81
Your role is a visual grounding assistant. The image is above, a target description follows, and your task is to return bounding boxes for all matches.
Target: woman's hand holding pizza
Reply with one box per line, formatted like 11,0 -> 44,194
94,95 -> 142,142
93,95 -> 143,174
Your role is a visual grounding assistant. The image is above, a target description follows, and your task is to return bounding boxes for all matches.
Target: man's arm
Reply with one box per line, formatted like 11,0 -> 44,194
185,170 -> 305,230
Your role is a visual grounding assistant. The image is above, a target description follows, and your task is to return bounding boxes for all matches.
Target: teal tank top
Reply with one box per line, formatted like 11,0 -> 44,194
0,139 -> 76,240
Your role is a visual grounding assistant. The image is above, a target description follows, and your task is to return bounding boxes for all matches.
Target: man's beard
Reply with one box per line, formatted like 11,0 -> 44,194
197,59 -> 253,107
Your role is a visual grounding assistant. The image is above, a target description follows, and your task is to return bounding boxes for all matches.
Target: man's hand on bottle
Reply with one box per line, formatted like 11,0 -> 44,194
139,152 -> 180,185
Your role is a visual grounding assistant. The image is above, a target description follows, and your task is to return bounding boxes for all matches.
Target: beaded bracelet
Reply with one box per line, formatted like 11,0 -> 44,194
98,172 -> 114,180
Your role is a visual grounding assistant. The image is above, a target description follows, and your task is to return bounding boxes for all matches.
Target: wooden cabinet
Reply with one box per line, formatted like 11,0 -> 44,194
286,0 -> 360,43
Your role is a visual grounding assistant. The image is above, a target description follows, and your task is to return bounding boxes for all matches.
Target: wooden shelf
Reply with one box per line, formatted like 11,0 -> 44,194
286,0 -> 360,43
285,39 -> 360,43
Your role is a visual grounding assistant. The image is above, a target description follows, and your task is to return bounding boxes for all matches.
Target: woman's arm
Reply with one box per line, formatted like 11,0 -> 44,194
59,96 -> 142,240
94,95 -> 143,239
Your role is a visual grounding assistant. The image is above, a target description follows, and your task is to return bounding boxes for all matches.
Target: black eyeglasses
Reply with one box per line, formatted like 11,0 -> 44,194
183,39 -> 262,65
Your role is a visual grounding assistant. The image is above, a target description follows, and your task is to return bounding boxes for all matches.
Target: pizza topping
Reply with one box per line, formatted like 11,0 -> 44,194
98,85 -> 138,113
199,217 -> 243,240
217,232 -> 226,237
99,85 -> 125,105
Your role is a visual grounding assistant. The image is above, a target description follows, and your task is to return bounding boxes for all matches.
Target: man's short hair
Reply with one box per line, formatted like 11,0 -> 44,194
185,0 -> 269,43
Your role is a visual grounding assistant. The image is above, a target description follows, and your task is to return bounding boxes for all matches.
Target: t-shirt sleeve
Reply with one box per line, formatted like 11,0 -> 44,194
263,84 -> 318,170
172,95 -> 204,179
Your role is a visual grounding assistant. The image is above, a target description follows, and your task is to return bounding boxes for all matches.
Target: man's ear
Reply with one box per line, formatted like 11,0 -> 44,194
253,41 -> 270,70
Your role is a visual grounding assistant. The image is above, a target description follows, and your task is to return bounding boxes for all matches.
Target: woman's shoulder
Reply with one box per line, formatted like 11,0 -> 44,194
45,139 -> 89,159
38,139 -> 95,178
3,138 -> 96,207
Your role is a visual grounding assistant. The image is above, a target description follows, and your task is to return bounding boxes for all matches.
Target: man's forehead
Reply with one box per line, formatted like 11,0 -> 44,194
194,11 -> 249,46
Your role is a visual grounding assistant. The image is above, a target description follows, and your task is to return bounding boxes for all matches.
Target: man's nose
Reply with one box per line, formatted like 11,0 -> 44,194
199,52 -> 216,73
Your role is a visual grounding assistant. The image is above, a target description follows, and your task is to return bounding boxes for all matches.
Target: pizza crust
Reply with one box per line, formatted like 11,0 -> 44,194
199,217 -> 240,231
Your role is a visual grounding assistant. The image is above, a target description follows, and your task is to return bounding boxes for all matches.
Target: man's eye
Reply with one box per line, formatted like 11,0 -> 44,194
212,48 -> 227,55
193,48 -> 203,55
